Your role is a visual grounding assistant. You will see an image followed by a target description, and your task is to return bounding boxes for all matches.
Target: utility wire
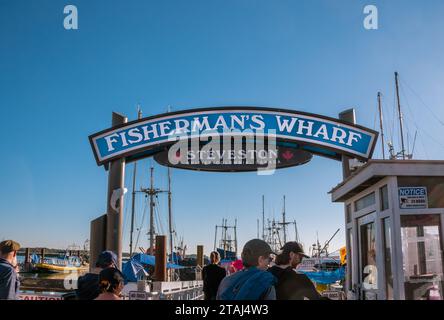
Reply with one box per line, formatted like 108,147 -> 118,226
400,77 -> 444,126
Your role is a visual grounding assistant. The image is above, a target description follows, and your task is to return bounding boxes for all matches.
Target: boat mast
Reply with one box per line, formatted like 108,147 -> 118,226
214,225 -> 217,252
395,72 -> 406,160
129,107 -> 142,257
257,219 -> 259,238
282,195 -> 287,244
167,165 -> 174,264
149,166 -> 155,255
377,92 -> 386,160
262,195 -> 265,241
234,219 -> 238,257
166,105 -> 175,265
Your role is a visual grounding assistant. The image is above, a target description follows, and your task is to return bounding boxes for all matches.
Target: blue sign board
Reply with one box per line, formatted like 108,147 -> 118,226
399,187 -> 428,209
89,107 -> 378,166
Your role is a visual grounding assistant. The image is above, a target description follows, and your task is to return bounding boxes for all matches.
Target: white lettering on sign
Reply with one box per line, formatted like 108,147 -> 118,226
399,187 -> 428,209
20,294 -> 63,300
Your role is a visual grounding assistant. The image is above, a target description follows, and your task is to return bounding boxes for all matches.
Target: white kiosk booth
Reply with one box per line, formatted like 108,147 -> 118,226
330,160 -> 444,300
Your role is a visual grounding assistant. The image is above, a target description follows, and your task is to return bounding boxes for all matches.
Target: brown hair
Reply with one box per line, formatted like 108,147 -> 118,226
210,251 -> 220,264
275,252 -> 291,265
98,268 -> 124,294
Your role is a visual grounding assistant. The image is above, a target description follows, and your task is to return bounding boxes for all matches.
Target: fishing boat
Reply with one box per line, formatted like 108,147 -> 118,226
34,255 -> 86,273
214,219 -> 238,262
296,229 -> 346,290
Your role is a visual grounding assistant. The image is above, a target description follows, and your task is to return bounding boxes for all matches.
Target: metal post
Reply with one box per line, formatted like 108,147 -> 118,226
154,235 -> 167,282
105,112 -> 127,270
90,214 -> 107,272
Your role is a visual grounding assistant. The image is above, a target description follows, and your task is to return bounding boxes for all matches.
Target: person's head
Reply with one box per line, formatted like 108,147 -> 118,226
276,242 -> 309,268
241,239 -> 275,271
210,251 -> 220,264
98,268 -> 125,296
0,240 -> 20,264
96,251 -> 118,269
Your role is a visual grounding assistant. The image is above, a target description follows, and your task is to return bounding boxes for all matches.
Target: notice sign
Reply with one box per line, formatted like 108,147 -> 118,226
399,187 -> 428,209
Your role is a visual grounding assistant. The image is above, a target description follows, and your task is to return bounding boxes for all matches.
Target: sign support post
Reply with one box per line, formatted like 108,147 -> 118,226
106,112 -> 127,269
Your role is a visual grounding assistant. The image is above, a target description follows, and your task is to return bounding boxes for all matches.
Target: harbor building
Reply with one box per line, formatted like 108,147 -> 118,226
330,160 -> 444,300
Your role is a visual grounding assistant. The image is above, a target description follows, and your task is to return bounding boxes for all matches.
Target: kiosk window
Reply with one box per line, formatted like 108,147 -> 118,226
401,214 -> 443,300
383,217 -> 393,299
347,228 -> 353,289
355,192 -> 375,212
346,204 -> 352,224
360,222 -> 377,288
380,185 -> 389,211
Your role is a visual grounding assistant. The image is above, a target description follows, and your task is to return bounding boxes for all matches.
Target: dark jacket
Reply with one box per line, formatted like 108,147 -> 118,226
0,258 -> 20,300
75,273 -> 100,300
217,267 -> 276,300
268,265 -> 322,300
202,264 -> 226,300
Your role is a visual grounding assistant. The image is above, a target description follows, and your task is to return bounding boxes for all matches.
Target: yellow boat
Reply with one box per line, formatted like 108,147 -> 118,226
34,256 -> 86,273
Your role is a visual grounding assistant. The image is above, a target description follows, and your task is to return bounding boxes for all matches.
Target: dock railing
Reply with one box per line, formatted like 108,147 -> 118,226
126,280 -> 204,300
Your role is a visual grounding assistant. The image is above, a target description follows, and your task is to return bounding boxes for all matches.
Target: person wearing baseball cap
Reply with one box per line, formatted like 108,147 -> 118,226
268,241 -> 323,300
0,240 -> 21,300
216,239 -> 277,300
76,250 -> 119,300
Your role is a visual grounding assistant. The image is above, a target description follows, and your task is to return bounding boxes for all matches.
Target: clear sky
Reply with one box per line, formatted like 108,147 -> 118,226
1,0 -> 444,256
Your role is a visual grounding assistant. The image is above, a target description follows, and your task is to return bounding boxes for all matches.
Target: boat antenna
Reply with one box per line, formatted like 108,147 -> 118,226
377,92 -> 386,159
321,228 -> 340,257
395,72 -> 406,159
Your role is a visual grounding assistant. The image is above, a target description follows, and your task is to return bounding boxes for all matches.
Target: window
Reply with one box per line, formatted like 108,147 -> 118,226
355,192 -> 376,212
401,214 -> 443,300
382,217 -> 393,299
346,204 -> 352,224
360,221 -> 377,292
397,177 -> 444,208
380,185 -> 389,211
347,228 -> 353,290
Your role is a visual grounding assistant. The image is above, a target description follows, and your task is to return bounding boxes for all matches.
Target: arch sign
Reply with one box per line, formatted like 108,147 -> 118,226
89,107 -> 378,172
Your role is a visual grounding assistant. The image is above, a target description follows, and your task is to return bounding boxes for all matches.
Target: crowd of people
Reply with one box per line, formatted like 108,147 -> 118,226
1,238 -> 322,300
203,239 -> 324,300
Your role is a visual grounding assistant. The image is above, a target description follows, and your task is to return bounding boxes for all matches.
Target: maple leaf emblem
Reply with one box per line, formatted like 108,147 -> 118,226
281,150 -> 294,161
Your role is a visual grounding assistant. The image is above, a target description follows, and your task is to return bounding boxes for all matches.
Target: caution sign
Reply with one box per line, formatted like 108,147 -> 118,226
399,187 -> 428,209
19,293 -> 64,300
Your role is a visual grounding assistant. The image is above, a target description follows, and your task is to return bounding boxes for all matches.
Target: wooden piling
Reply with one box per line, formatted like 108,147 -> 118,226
154,235 -> 167,282
197,245 -> 204,267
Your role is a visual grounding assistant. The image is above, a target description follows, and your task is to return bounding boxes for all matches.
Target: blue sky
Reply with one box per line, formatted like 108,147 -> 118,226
1,0 -> 444,256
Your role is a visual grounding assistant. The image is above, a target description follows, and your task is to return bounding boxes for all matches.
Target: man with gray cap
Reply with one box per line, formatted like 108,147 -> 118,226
0,240 -> 21,300
268,241 -> 323,300
216,239 -> 277,300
